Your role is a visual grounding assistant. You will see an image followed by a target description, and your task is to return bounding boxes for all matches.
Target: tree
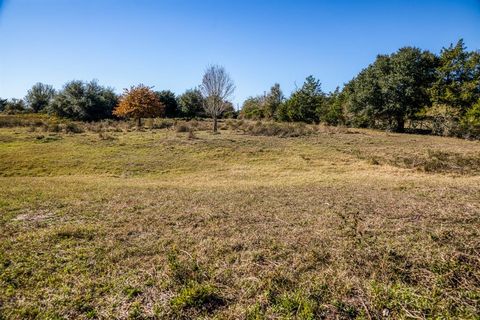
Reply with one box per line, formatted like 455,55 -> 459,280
113,84 -> 164,127
344,56 -> 389,128
199,65 -> 235,132
222,101 -> 237,118
265,83 -> 284,119
25,83 -> 55,113
461,99 -> 480,138
0,98 -> 7,112
49,80 -> 118,121
320,87 -> 346,125
279,76 -> 325,123
240,96 -> 264,119
346,47 -> 436,132
430,39 -> 480,115
156,90 -> 178,118
4,99 -> 27,114
177,88 -> 205,118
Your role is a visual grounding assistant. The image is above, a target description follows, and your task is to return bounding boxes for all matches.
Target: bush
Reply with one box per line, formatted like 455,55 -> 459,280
45,122 -> 61,133
4,99 -> 27,114
176,123 -> 190,132
461,100 -> 480,139
177,89 -> 206,118
152,118 -> 175,129
65,122 -> 84,134
25,83 -> 55,113
424,104 -> 462,137
49,80 -> 118,121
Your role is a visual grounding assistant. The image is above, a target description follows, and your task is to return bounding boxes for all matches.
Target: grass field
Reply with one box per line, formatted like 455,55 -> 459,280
0,121 -> 479,319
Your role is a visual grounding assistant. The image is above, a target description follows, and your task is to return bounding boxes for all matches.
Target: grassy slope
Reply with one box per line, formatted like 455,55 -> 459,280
0,127 -> 479,319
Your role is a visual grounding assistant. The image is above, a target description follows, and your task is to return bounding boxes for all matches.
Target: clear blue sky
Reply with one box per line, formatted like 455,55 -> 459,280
1,0 -> 479,106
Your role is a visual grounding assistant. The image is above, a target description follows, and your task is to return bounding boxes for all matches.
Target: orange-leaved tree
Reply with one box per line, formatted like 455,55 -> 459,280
113,84 -> 164,127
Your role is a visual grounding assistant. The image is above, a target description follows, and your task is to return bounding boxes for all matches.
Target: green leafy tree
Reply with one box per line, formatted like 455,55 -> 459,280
279,76 -> 325,123
265,83 -> 284,119
240,96 -> 264,119
4,99 -> 27,114
0,98 -> 7,112
430,39 -> 480,114
25,83 -> 56,113
156,90 -> 178,118
346,47 -> 436,131
221,101 -> 237,118
240,84 -> 284,120
178,88 -> 205,118
461,99 -> 480,138
49,80 -> 118,121
320,87 -> 346,125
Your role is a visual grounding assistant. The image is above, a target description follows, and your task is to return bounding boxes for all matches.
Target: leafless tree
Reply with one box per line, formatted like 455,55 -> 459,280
199,65 -> 235,132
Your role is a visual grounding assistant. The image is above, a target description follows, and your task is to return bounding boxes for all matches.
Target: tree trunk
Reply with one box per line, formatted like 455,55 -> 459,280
396,116 -> 405,133
213,115 -> 218,133
137,117 -> 142,128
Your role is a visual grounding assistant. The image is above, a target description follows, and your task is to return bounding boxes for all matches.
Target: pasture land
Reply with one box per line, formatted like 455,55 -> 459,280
0,120 -> 479,319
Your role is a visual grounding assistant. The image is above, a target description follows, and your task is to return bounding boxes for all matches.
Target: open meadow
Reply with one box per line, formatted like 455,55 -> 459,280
0,119 -> 479,319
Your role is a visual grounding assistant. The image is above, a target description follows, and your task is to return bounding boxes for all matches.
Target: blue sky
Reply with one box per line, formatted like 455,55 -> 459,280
0,0 -> 479,106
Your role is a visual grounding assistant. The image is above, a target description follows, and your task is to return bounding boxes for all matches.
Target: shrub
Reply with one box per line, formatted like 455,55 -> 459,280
177,89 -> 206,118
461,100 -> 480,139
25,83 -> 55,113
152,118 -> 174,129
4,99 -> 27,114
176,123 -> 190,132
45,122 -> 61,133
98,132 -> 115,140
65,122 -> 84,134
49,80 -> 118,121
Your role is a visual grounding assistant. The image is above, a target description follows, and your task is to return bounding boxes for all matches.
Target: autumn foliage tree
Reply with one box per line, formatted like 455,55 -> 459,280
113,84 -> 164,127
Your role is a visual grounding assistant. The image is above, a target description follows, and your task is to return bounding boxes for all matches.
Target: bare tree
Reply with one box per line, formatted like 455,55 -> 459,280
199,65 -> 235,132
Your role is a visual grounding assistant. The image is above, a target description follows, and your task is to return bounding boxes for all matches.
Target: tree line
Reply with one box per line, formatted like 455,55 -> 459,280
240,39 -> 480,138
1,39 -> 479,137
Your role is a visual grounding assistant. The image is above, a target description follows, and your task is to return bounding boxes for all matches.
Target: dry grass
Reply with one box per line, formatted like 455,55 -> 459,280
0,122 -> 479,319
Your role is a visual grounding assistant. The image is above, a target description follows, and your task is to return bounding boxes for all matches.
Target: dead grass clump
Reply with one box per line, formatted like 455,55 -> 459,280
0,114 -> 49,128
186,119 -> 212,131
317,124 -> 351,134
226,119 -> 244,131
98,132 -> 116,140
84,122 -> 104,133
238,121 -> 316,137
43,122 -> 62,133
393,150 -> 480,174
64,122 -> 84,134
176,123 -> 191,133
152,118 -> 175,129
83,120 -> 132,133
144,118 -> 154,129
